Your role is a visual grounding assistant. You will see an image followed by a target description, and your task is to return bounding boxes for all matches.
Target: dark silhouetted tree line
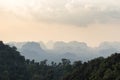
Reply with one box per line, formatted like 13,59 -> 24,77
0,41 -> 120,80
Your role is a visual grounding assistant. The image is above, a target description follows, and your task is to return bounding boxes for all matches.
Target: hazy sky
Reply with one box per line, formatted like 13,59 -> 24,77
0,0 -> 120,47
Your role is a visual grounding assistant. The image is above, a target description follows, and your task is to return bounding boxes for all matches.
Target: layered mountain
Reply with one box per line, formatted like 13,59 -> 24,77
8,41 -> 120,63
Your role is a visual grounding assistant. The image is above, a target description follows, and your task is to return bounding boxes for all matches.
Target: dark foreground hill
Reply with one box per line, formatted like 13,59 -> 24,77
63,53 -> 120,80
0,41 -> 120,80
0,41 -> 28,80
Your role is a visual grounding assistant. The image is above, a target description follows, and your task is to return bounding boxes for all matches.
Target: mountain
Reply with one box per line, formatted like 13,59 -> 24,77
0,41 -> 120,80
8,41 -> 120,63
20,42 -> 48,61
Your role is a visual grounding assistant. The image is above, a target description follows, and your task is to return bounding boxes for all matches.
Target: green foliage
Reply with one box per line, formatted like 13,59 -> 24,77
63,53 -> 120,80
0,41 -> 28,80
0,41 -> 120,80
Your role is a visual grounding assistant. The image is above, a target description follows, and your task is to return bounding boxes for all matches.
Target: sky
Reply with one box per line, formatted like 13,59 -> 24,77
0,0 -> 120,47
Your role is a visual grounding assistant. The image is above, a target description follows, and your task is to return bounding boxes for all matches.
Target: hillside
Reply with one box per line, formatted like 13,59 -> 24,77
0,41 -> 120,80
63,53 -> 120,80
0,41 -> 28,80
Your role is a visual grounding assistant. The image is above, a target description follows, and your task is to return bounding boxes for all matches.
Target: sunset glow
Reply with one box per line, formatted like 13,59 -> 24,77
0,0 -> 120,47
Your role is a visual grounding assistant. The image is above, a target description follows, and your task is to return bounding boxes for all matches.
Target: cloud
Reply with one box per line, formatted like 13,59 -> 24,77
0,0 -> 120,26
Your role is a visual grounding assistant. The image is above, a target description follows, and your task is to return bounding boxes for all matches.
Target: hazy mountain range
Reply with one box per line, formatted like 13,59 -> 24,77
8,41 -> 120,63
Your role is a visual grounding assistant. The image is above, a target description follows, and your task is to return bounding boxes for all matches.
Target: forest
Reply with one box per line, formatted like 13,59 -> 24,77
0,41 -> 120,80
